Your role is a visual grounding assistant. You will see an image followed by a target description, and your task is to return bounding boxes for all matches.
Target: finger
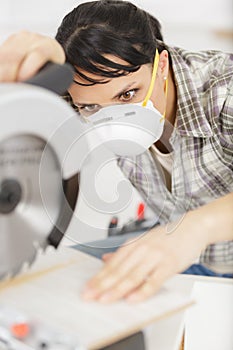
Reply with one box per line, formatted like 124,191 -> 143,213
0,32 -> 35,81
102,253 -> 114,262
0,63 -> 18,82
82,242 -> 147,300
126,267 -> 172,302
85,238 -> 137,285
83,246 -> 163,302
93,235 -> 146,275
0,31 -> 65,82
18,39 -> 65,80
86,241 -> 147,286
96,252 -> 162,303
0,46 -> 26,81
17,50 -> 52,81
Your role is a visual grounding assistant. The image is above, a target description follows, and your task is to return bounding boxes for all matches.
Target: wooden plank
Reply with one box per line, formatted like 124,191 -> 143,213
0,247 -> 194,349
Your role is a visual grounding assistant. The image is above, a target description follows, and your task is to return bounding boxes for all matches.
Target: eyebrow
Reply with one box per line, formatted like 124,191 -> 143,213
74,81 -> 138,107
112,82 -> 137,100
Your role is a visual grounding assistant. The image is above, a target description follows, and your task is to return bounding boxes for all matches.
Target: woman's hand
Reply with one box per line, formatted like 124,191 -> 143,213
82,210 -> 209,303
0,31 -> 65,82
82,191 -> 233,303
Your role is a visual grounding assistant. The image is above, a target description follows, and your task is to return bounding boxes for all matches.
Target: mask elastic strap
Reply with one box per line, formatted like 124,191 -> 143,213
142,48 -> 159,107
161,78 -> 168,121
142,49 -> 168,122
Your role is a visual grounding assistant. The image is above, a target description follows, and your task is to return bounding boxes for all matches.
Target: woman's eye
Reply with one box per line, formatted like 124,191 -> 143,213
84,104 -> 99,112
119,89 -> 138,102
79,104 -> 101,116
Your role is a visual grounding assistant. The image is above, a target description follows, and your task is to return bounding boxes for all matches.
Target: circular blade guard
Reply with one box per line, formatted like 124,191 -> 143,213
0,135 -> 77,279
0,81 -> 86,281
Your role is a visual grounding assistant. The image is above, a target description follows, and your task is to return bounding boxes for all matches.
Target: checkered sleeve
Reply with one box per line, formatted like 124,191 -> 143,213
221,76 -> 233,144
117,157 -> 136,184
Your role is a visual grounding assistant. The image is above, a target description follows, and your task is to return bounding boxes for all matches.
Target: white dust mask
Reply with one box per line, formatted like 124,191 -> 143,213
84,49 -> 168,157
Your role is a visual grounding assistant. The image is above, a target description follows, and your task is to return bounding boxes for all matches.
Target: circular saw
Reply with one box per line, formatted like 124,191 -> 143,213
0,64 -> 88,280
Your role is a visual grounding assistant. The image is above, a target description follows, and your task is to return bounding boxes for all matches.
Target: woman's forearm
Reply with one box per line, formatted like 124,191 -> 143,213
188,192 -> 233,247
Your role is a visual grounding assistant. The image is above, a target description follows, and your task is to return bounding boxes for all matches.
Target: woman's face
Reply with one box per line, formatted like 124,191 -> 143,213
68,55 -> 166,117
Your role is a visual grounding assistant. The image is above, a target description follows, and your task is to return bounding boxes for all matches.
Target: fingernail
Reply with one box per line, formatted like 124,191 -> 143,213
98,293 -> 113,303
126,294 -> 140,303
82,289 -> 97,300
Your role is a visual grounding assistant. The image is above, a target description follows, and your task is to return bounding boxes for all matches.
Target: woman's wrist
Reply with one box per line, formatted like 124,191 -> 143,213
188,207 -> 213,249
187,193 -> 233,247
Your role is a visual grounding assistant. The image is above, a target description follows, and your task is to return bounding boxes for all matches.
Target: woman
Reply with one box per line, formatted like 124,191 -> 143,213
0,0 -> 232,302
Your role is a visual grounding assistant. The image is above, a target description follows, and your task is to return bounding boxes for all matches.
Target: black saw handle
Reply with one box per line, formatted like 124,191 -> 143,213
25,62 -> 74,95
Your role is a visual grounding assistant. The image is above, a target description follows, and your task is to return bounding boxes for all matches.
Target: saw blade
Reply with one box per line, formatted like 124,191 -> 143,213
0,134 -> 64,280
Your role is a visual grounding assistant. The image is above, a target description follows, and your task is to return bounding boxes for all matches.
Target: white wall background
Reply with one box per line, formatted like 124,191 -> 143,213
1,1 -> 232,243
0,0 -> 232,50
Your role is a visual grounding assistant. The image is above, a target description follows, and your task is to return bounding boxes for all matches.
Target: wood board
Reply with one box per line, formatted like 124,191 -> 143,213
0,247 -> 194,349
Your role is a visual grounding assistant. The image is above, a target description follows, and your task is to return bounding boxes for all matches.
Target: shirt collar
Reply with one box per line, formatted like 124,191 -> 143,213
168,46 -> 213,138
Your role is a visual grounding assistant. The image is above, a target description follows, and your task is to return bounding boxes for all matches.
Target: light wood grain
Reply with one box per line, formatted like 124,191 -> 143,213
0,247 -> 194,349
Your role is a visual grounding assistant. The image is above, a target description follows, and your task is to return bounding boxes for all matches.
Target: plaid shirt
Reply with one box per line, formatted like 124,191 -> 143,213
117,47 -> 233,273
65,46 -> 233,272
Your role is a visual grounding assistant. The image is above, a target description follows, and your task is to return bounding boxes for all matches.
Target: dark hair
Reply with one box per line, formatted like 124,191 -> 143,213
55,0 -> 165,86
